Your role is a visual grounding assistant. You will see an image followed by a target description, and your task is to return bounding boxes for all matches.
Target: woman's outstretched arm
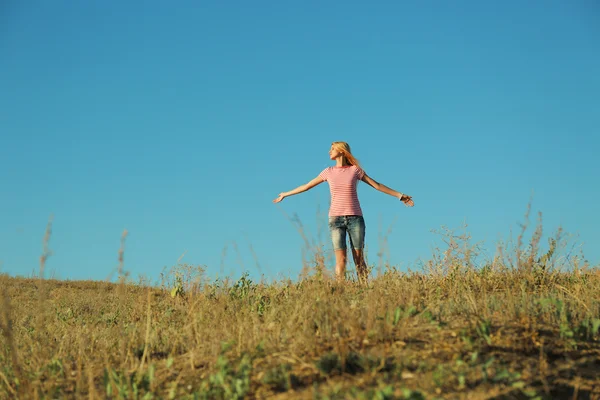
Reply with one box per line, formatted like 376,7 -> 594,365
273,176 -> 324,203
361,173 -> 415,207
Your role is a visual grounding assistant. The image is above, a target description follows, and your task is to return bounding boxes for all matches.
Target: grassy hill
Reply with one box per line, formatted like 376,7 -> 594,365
1,226 -> 599,399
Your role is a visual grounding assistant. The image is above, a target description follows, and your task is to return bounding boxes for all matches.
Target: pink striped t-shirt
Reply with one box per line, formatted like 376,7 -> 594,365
319,165 -> 365,216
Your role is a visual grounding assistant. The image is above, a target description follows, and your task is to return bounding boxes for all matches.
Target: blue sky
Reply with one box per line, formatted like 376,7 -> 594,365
1,1 -> 598,284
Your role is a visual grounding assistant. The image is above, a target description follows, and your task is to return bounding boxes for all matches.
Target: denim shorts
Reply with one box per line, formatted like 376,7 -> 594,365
328,215 -> 366,251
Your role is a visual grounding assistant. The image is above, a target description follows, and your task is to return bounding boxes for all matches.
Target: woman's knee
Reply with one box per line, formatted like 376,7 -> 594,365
334,249 -> 347,264
351,248 -> 363,261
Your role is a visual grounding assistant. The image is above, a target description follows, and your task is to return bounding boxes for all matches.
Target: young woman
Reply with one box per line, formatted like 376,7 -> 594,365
273,141 -> 414,282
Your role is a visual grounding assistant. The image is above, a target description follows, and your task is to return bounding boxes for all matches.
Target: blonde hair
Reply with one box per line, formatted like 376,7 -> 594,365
332,141 -> 361,169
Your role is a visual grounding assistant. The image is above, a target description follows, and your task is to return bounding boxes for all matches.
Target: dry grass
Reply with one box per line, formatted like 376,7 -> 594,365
1,213 -> 599,399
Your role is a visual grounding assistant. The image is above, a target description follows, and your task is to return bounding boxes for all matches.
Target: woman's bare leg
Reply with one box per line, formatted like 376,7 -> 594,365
351,249 -> 368,283
334,249 -> 347,281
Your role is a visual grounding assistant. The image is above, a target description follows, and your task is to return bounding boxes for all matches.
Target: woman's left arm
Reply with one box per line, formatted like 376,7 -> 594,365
361,173 -> 414,207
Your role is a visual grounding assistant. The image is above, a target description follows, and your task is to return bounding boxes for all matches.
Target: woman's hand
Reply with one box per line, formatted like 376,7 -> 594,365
272,193 -> 286,203
399,194 -> 414,207
273,177 -> 324,204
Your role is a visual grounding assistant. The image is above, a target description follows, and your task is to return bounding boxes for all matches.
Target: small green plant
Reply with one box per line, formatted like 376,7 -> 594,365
229,272 -> 255,300
576,318 -> 600,340
393,306 -> 402,326
533,237 -> 557,276
170,273 -> 185,298
559,321 -> 574,340
373,385 -> 395,400
401,388 -> 426,400
255,294 -> 270,317
196,342 -> 253,400
391,305 -> 418,326
432,364 -> 451,388
475,319 -> 492,345
480,357 -> 495,382
103,365 -> 155,399
44,357 -> 65,378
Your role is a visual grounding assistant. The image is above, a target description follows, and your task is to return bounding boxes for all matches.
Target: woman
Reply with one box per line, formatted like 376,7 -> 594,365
273,141 -> 414,282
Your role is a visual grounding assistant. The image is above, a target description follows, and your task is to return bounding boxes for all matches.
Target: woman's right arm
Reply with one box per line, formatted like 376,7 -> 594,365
273,176 -> 324,203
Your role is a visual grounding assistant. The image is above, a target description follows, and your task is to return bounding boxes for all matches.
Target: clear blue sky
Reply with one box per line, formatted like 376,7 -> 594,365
1,1 -> 598,284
